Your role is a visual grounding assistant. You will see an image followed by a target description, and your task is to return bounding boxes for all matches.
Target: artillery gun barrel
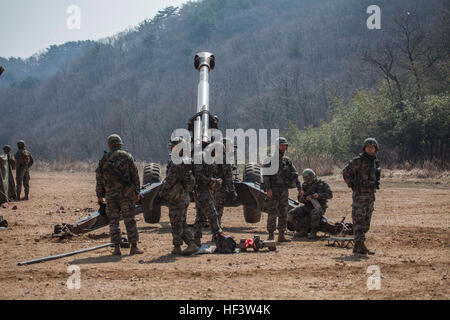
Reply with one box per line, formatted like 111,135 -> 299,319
17,239 -> 129,266
194,52 -> 215,146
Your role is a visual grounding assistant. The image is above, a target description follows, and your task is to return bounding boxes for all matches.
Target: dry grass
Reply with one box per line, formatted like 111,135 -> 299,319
291,153 -> 336,177
32,160 -> 166,177
31,160 -> 449,186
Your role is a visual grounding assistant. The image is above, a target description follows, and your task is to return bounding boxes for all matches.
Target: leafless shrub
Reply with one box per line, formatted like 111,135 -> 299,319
291,153 -> 336,177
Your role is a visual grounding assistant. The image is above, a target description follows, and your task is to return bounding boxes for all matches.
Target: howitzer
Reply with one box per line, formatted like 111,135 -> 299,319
18,237 -> 129,266
52,52 -> 308,238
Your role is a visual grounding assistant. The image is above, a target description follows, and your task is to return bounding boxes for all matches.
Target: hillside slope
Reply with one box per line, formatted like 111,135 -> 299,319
0,0 -> 447,162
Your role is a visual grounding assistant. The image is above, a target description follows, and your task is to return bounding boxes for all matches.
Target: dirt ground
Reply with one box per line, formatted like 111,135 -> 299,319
0,171 -> 448,300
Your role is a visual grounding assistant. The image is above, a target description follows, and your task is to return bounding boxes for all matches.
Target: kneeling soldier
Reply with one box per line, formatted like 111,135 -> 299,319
96,134 -> 143,256
288,169 -> 333,239
160,137 -> 199,255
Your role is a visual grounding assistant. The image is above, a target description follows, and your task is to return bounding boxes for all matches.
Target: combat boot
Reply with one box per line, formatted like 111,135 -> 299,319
112,244 -> 121,256
359,241 -> 375,255
194,238 -> 201,247
353,241 -> 373,255
307,230 -> 318,240
129,243 -> 144,255
277,231 -> 291,243
268,232 -> 274,241
23,193 -> 29,201
171,245 -> 182,255
182,241 -> 200,256
294,230 -> 308,238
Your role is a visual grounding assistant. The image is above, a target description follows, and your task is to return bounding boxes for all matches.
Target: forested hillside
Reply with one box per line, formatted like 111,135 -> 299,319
0,0 -> 448,165
0,41 -> 94,87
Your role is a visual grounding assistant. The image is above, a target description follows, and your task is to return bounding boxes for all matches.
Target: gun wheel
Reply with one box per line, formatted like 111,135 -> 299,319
143,163 -> 161,186
242,162 -> 263,223
243,162 -> 262,184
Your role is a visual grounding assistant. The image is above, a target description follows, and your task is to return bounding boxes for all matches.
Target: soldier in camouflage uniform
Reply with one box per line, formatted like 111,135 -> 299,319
288,169 -> 333,239
0,145 -> 17,203
342,138 -> 380,255
160,137 -> 199,255
213,139 -> 238,226
263,137 -> 301,242
14,140 -> 33,201
192,143 -> 223,246
96,134 -> 143,256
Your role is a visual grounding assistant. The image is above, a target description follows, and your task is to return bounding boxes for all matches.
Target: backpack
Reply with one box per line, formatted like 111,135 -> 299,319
213,233 -> 237,254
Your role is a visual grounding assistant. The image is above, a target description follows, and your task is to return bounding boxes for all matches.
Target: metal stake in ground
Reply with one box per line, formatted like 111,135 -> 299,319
18,237 -> 129,266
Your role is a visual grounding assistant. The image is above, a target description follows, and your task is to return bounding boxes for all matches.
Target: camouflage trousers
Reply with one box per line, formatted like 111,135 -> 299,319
169,199 -> 194,246
352,192 -> 375,242
16,166 -> 30,198
265,187 -> 289,233
214,186 -> 227,225
106,194 -> 138,245
288,205 -> 325,235
193,187 -> 222,239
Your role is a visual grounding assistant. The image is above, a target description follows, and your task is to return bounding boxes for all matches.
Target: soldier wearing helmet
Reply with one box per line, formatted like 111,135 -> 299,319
0,145 -> 17,203
159,137 -> 199,255
342,137 -> 381,255
95,134 -> 143,256
14,140 -> 33,200
213,138 -> 238,225
192,141 -> 224,247
262,137 -> 301,242
287,169 -> 333,239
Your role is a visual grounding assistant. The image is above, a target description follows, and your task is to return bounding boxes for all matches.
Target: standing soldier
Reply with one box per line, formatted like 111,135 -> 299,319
288,169 -> 333,239
342,138 -> 381,255
159,137 -> 199,255
192,143 -> 224,247
263,137 -> 301,242
96,134 -> 143,256
213,139 -> 238,226
15,140 -> 33,201
0,145 -> 17,203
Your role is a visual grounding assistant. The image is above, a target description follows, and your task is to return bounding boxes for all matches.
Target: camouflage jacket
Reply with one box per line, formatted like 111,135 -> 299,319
213,162 -> 235,193
299,178 -> 333,210
263,152 -> 301,190
193,162 -> 216,189
95,147 -> 140,199
342,153 -> 380,193
14,149 -> 33,169
160,159 -> 195,204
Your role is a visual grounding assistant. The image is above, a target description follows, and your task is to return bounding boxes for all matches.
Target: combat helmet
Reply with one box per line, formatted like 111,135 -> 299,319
169,136 -> 185,147
107,134 -> 123,147
17,140 -> 25,149
363,138 -> 378,152
276,137 -> 289,146
302,168 -> 316,184
206,141 -> 224,157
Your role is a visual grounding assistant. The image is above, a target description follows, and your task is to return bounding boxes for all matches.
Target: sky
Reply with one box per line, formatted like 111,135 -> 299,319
0,0 -> 190,58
